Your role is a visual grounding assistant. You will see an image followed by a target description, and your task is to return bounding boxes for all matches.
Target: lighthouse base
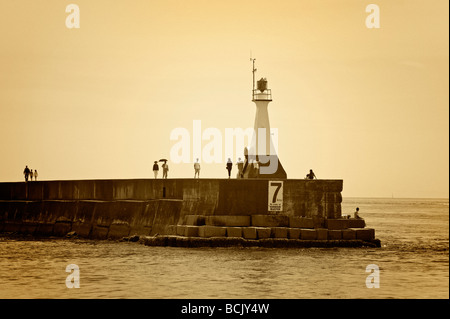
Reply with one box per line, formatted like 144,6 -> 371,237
242,155 -> 287,179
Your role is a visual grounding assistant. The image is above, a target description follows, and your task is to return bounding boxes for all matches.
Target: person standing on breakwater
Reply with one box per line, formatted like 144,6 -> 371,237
226,158 -> 233,179
162,162 -> 169,179
306,169 -> 317,180
30,169 -> 34,181
237,157 -> 244,178
23,166 -> 30,182
34,170 -> 38,181
152,161 -> 159,179
194,158 -> 200,178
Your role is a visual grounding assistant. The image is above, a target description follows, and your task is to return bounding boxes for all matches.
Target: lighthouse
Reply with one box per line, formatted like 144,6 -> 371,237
243,60 -> 287,179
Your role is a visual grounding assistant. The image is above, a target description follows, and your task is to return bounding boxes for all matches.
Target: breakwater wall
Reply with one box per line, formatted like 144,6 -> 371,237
0,178 -> 378,246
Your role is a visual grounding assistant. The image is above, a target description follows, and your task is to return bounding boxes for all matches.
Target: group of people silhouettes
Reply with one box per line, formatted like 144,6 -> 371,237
151,159 -> 320,181
150,158 -> 241,179
22,160 -> 319,183
226,157 -> 245,179
23,166 -> 38,182
152,158 -> 238,179
194,157 -> 244,179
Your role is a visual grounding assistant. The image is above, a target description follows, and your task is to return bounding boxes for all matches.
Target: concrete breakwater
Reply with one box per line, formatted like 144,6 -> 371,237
0,178 -> 379,247
139,236 -> 381,248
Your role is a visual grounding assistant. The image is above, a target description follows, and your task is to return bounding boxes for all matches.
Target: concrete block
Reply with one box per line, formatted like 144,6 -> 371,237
176,225 -> 187,236
328,230 -> 342,240
300,229 -> 317,240
256,227 -> 271,239
20,222 -> 38,235
35,222 -> 54,236
342,229 -> 356,240
348,218 -> 366,228
95,215 -> 112,228
312,216 -> 325,228
251,215 -> 289,227
206,215 -> 250,227
226,227 -> 243,238
184,215 -> 205,226
355,228 -> 375,241
198,225 -> 227,238
53,221 -> 72,237
91,225 -> 109,239
129,225 -> 152,236
288,228 -> 301,239
184,225 -> 199,237
3,222 -> 22,233
289,216 -> 314,228
325,218 -> 349,230
316,228 -> 328,240
242,227 -> 257,239
108,223 -> 130,239
71,221 -> 92,237
271,227 -> 288,238
165,225 -> 177,235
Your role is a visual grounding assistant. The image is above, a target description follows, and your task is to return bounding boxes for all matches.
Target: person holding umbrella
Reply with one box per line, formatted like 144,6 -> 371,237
160,159 -> 169,179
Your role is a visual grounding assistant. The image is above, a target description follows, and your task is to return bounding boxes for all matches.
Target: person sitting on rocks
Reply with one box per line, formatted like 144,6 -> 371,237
354,207 -> 362,219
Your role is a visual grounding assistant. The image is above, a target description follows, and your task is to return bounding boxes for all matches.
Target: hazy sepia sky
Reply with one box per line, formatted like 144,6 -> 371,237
0,0 -> 448,198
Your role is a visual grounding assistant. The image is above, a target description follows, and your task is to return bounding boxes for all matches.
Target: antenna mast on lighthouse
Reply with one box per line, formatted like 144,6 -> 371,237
251,56 -> 256,101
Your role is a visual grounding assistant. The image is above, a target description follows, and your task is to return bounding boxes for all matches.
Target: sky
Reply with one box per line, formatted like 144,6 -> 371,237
0,0 -> 448,198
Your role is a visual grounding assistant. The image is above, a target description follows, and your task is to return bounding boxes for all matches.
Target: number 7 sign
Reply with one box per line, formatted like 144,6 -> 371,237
268,181 -> 283,212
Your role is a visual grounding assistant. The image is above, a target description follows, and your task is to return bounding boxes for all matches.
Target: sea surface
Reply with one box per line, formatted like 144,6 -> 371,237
0,198 -> 448,299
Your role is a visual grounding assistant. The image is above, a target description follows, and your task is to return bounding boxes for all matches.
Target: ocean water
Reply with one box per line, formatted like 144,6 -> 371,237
0,198 -> 448,299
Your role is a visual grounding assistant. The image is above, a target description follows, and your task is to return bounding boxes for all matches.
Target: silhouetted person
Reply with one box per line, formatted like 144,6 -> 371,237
152,161 -> 159,179
194,158 -> 200,178
226,158 -> 233,179
30,169 -> 34,181
237,157 -> 244,178
23,166 -> 30,182
354,207 -> 361,219
306,169 -> 317,180
162,162 -> 169,179
34,170 -> 38,181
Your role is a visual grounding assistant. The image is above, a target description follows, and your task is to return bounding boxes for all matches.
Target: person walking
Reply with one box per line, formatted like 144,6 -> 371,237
30,169 -> 34,181
226,158 -> 233,179
23,166 -> 30,182
152,161 -> 159,179
194,158 -> 200,178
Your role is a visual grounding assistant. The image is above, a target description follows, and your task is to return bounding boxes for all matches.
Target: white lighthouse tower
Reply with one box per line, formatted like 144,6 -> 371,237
243,60 -> 287,179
